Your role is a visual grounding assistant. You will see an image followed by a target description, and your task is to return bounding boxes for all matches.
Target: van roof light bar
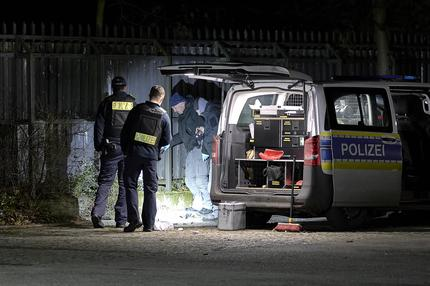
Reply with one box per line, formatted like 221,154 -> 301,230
330,75 -> 419,82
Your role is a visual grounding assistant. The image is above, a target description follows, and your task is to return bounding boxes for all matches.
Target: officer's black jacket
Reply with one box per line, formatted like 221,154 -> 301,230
171,97 -> 205,152
120,101 -> 172,160
94,91 -> 136,151
201,102 -> 221,156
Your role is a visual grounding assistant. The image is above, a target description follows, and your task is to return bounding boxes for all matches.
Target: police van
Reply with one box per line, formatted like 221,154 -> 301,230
160,63 -> 430,229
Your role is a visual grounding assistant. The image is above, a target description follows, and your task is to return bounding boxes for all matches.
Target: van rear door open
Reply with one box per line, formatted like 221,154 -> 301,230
159,63 -> 303,81
323,85 -> 402,207
160,63 -> 313,199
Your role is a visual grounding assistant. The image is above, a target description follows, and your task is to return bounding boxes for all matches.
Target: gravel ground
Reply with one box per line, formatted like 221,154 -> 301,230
0,218 -> 429,286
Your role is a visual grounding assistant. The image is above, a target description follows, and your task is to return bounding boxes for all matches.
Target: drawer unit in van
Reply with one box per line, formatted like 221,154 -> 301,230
281,136 -> 305,160
254,119 -> 281,148
281,136 -> 304,148
254,117 -> 305,147
282,119 -> 306,136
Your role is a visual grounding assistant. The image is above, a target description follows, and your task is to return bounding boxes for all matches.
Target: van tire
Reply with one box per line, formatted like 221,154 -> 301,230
246,211 -> 272,228
326,207 -> 368,230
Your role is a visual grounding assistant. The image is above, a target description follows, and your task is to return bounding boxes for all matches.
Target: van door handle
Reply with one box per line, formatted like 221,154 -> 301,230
381,137 -> 398,144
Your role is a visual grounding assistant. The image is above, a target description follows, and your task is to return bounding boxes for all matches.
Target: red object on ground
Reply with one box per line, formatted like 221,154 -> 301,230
259,149 -> 284,160
273,223 -> 303,232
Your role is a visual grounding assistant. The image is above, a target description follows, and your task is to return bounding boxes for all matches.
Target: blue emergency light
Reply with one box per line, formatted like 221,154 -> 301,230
378,75 -> 418,81
330,75 -> 419,82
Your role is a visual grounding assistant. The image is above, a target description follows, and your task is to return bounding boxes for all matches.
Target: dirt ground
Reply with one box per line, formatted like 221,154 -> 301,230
0,218 -> 429,286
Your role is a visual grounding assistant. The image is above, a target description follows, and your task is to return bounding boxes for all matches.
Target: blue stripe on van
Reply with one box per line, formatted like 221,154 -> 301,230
321,149 -> 332,161
332,137 -> 402,161
320,134 -> 333,172
320,139 -> 331,147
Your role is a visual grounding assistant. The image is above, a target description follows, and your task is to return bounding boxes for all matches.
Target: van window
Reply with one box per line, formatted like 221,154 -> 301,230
325,87 -> 392,132
284,93 -> 303,107
237,94 -> 276,126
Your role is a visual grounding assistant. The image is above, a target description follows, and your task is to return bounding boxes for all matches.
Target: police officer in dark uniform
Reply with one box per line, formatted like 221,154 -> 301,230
91,76 -> 136,228
120,85 -> 171,232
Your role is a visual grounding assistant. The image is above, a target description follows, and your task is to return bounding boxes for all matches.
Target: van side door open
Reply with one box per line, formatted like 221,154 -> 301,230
324,86 -> 402,207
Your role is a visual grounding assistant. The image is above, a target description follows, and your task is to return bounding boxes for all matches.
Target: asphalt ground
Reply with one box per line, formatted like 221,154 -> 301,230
0,214 -> 429,286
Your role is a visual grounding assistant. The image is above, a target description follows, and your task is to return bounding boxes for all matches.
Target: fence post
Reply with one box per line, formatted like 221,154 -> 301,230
31,22 -> 36,35
165,53 -> 173,191
25,51 -> 37,198
212,28 -> 217,40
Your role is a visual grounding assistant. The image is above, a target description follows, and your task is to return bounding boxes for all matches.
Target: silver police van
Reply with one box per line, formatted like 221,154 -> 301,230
160,63 -> 430,229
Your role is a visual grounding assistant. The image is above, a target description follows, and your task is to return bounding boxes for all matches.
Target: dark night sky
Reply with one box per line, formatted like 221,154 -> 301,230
2,0 -> 430,32
1,1 -> 96,23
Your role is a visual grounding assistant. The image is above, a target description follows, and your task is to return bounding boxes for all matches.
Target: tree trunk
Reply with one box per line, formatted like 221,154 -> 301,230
96,0 -> 106,37
373,0 -> 390,75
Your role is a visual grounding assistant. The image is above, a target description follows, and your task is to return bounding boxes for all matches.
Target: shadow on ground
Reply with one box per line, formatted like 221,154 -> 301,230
265,211 -> 430,232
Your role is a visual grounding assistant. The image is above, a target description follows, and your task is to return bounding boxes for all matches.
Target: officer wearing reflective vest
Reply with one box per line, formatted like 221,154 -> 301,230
120,85 -> 171,232
91,76 -> 136,228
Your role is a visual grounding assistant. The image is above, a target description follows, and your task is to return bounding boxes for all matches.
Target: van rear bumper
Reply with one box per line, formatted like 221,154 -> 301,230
212,192 -> 304,210
210,164 -> 332,215
210,164 -> 301,210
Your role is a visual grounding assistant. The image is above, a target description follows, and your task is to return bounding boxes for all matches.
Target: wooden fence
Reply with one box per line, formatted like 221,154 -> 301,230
1,22 -> 430,186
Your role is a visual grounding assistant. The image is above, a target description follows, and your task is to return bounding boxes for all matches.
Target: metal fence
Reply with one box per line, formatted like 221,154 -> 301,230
1,22 -> 430,187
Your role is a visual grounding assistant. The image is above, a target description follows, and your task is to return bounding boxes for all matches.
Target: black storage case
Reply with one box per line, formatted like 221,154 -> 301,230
254,119 -> 281,148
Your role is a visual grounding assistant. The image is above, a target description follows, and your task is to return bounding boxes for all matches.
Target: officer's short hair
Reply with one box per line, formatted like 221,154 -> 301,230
149,85 -> 165,100
112,76 -> 127,92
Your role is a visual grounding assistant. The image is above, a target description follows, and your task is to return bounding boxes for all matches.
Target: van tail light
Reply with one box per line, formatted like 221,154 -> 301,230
304,135 -> 320,166
212,135 -> 220,164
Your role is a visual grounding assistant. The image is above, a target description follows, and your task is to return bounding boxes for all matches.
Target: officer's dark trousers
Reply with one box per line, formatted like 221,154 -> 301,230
91,146 -> 127,224
124,155 -> 158,229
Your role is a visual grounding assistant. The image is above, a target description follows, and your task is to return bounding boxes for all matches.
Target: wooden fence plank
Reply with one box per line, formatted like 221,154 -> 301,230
0,57 -> 5,121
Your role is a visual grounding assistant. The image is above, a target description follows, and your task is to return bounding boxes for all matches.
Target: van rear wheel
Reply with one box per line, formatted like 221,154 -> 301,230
326,207 -> 368,230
